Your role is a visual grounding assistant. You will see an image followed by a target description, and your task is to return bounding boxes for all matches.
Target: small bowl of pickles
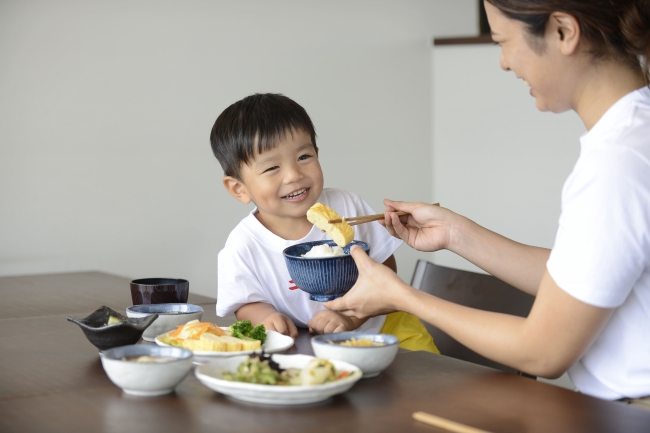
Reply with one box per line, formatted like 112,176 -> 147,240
67,306 -> 158,351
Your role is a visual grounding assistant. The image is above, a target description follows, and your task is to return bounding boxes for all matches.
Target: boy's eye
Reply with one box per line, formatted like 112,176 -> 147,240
263,166 -> 279,173
298,154 -> 312,161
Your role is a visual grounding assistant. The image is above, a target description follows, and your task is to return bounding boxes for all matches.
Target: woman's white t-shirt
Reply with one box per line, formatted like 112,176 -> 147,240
216,188 -> 403,333
547,87 -> 650,400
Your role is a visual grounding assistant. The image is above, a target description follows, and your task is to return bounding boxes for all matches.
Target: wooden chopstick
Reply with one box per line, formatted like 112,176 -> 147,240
328,203 -> 440,226
345,212 -> 407,226
412,412 -> 492,433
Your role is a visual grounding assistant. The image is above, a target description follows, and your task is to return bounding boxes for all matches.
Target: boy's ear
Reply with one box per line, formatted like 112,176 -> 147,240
223,176 -> 252,204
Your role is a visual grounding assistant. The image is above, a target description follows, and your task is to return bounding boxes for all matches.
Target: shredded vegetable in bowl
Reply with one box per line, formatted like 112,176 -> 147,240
331,337 -> 385,347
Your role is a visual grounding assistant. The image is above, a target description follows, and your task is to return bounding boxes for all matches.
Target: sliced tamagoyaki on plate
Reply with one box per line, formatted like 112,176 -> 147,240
158,320 -> 261,352
307,203 -> 354,247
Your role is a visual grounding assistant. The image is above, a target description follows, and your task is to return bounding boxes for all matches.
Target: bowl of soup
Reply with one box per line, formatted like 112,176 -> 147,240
311,331 -> 399,378
100,344 -> 194,396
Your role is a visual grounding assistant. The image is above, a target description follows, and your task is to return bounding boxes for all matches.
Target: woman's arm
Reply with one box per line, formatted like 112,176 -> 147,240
447,214 -> 550,296
406,270 -> 612,376
325,247 -> 613,377
382,200 -> 548,295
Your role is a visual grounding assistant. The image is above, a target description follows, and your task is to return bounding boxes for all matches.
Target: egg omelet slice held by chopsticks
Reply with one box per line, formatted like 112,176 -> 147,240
307,203 -> 354,247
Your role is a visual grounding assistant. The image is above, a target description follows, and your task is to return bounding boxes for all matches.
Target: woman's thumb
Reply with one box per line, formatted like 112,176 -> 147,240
350,245 -> 372,270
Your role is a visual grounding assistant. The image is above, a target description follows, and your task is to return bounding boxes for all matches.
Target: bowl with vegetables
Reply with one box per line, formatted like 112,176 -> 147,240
67,306 -> 158,351
126,303 -> 204,342
100,344 -> 194,396
311,331 -> 399,378
194,353 -> 362,405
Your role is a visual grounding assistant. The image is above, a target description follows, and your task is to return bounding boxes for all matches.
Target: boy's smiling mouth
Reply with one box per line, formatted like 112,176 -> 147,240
282,188 -> 308,201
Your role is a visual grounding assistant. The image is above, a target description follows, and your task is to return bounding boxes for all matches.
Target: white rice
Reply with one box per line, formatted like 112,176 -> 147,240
302,244 -> 347,258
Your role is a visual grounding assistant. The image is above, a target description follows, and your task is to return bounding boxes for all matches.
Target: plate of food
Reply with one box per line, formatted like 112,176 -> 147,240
155,320 -> 294,363
194,353 -> 362,405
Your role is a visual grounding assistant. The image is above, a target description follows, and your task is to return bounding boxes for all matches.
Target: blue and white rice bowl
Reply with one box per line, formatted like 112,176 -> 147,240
283,240 -> 370,302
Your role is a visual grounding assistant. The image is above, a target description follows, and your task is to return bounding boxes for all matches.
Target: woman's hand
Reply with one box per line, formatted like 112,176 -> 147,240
380,199 -> 455,253
323,246 -> 413,319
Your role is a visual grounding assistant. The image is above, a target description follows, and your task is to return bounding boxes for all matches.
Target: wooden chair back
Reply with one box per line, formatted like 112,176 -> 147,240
410,260 -> 535,376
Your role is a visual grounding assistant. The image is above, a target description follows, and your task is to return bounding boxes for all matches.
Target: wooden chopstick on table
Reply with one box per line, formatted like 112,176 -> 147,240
328,203 -> 440,226
412,412 -> 492,433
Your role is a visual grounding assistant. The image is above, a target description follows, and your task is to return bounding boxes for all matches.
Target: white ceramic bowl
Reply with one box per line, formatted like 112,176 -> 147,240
310,331 -> 399,378
126,303 -> 203,341
100,344 -> 194,396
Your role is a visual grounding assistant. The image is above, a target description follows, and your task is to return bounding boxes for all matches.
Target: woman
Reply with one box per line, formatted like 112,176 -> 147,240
325,0 -> 650,407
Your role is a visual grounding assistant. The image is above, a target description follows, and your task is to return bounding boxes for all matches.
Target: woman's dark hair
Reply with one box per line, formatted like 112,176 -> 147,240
486,0 -> 650,85
210,93 -> 317,180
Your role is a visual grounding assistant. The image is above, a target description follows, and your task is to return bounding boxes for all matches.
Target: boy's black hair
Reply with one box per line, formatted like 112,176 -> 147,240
210,93 -> 318,180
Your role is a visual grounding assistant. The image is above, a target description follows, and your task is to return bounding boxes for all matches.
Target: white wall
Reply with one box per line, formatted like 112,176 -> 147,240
431,44 -> 585,272
0,0 -> 477,297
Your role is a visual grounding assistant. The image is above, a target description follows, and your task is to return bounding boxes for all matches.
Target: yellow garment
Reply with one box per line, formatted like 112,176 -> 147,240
380,311 -> 439,354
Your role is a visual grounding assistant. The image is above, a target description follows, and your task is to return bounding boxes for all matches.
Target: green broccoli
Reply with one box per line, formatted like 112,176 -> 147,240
229,320 -> 253,339
229,320 -> 266,343
249,324 -> 267,344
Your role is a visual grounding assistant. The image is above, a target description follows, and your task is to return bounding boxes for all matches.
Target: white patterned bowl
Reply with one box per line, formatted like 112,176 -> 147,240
100,344 -> 194,396
311,332 -> 399,378
126,303 -> 203,342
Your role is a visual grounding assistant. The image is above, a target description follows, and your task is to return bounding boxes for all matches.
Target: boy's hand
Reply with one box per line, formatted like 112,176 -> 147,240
261,312 -> 299,339
236,302 -> 298,339
307,310 -> 357,334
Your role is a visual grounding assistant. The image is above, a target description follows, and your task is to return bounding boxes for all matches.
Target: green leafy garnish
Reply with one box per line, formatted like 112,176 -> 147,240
229,320 -> 266,344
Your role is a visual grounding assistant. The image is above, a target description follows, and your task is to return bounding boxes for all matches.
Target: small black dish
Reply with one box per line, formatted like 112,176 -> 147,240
66,306 -> 158,351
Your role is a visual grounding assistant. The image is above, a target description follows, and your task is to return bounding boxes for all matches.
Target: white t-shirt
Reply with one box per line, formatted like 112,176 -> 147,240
547,87 -> 650,400
216,188 -> 403,332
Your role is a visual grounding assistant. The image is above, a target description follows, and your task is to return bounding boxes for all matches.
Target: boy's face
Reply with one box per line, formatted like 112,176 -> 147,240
224,128 -> 324,226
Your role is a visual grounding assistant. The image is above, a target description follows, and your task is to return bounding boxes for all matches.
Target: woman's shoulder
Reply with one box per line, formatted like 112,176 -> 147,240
621,88 -> 650,154
583,88 -> 650,169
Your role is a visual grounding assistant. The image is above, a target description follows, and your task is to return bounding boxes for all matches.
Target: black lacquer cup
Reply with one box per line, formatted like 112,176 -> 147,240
130,278 -> 189,305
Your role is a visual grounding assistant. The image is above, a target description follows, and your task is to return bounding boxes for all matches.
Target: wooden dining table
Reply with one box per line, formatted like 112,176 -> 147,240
1,271 -> 649,433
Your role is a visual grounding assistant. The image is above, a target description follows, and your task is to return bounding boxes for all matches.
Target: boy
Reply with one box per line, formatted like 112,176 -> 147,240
210,93 -> 437,352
